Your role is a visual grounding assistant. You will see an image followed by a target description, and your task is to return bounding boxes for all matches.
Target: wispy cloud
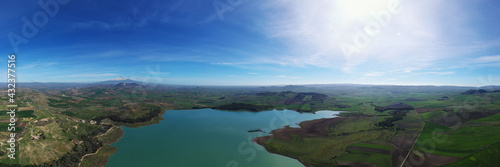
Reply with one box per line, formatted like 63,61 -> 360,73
71,16 -> 154,30
144,65 -> 170,75
56,73 -> 119,78
274,75 -> 302,79
71,2 -> 167,30
425,71 -> 455,75
18,61 -> 57,70
248,0 -> 500,75
364,72 -> 385,77
73,21 -> 124,30
472,55 -> 500,63
74,50 -> 126,59
5,0 -> 498,86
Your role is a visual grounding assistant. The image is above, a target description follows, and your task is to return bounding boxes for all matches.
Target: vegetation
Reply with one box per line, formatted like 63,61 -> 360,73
376,110 -> 410,128
445,142 -> 500,167
257,116 -> 397,166
1,83 -> 499,166
375,102 -> 414,112
93,104 -> 162,124
350,142 -> 392,151
79,145 -> 118,167
337,149 -> 391,167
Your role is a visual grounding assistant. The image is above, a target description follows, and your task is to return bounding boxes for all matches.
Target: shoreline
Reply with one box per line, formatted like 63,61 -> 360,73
252,115 -> 366,167
82,109 -> 167,166
78,146 -> 103,167
102,109 -> 342,166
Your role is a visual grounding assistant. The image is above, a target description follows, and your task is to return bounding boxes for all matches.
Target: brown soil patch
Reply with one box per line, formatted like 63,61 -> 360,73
392,148 -> 410,167
396,121 -> 423,129
337,161 -> 376,167
255,115 -> 370,143
431,110 -> 500,127
253,116 -> 371,151
415,108 -> 442,113
346,146 -> 391,155
402,151 -> 461,167
391,131 -> 420,150
270,117 -> 345,140
18,107 -> 35,111
391,130 -> 420,167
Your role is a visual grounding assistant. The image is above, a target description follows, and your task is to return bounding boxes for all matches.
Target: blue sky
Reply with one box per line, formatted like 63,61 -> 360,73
1,0 -> 500,86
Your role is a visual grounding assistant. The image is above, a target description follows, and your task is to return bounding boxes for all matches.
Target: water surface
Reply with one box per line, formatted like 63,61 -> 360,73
107,109 -> 339,167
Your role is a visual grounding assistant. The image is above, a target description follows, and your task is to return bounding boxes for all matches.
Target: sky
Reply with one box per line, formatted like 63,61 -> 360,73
1,0 -> 500,86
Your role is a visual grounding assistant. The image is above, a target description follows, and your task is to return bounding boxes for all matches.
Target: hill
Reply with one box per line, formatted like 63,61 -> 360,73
94,77 -> 144,85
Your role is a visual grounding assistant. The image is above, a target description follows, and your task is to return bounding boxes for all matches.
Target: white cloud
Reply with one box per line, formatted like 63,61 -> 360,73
74,50 -> 126,59
144,65 -> 170,75
274,75 -> 302,79
248,72 -> 259,75
71,5 -> 161,30
248,0 -> 498,76
472,55 -> 500,63
63,73 -> 119,78
425,71 -> 455,75
364,72 -> 385,77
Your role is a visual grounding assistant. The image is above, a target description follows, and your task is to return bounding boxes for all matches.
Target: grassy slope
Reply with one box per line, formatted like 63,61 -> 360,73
6,86 -> 500,166
262,117 -> 396,166
350,142 -> 392,151
79,145 -> 118,167
445,142 -> 500,167
474,113 -> 500,122
337,149 -> 391,167
414,92 -> 500,164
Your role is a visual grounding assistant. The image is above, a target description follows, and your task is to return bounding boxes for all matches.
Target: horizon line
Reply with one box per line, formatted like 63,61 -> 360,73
9,81 -> 497,88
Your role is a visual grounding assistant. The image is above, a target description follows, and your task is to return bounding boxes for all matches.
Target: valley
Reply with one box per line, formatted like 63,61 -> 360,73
0,82 -> 499,166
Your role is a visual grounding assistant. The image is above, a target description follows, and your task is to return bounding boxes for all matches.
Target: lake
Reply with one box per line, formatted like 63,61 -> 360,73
106,109 -> 340,167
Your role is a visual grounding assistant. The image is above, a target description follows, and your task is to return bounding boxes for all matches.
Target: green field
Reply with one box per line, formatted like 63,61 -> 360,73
474,113 -> 500,122
261,116 -> 397,166
337,149 -> 391,167
445,142 -> 500,167
416,121 -> 500,157
4,84 -> 500,166
350,142 -> 392,151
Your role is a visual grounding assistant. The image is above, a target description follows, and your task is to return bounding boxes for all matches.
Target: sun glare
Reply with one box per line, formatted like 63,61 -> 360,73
337,0 -> 391,19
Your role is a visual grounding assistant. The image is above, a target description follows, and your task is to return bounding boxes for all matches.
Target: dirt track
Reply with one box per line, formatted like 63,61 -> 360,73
402,151 -> 461,167
337,161 -> 376,167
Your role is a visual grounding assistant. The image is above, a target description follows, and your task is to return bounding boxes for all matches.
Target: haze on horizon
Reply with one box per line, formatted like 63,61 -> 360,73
1,0 -> 500,86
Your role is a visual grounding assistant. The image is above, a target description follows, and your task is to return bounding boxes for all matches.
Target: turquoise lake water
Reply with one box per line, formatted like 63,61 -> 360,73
106,109 -> 339,167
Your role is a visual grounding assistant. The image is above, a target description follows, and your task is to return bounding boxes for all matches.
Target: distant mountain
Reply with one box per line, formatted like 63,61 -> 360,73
17,82 -> 89,89
114,82 -> 143,88
461,89 -> 488,95
94,77 -> 144,85
479,86 -> 500,92
13,78 -> 152,89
